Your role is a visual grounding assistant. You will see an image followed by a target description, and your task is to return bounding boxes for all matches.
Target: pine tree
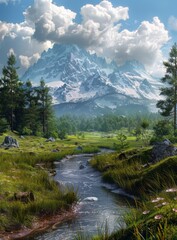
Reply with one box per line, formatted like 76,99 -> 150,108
22,80 -> 40,135
0,54 -> 22,131
157,43 -> 177,133
36,79 -> 53,136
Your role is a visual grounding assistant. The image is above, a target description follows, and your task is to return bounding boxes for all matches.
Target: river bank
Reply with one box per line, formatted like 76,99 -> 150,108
90,147 -> 177,239
0,206 -> 77,240
35,152 -> 130,240
0,132 -> 120,240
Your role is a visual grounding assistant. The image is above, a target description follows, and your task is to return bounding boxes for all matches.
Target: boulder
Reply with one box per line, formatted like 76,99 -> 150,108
151,139 -> 177,163
1,136 -> 19,148
79,164 -> 85,169
46,137 -> 55,142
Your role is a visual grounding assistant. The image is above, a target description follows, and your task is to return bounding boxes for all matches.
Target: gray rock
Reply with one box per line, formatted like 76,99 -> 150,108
76,146 -> 83,151
163,139 -> 171,146
52,149 -> 60,152
151,139 -> 177,163
1,136 -> 19,148
79,164 -> 85,169
46,137 -> 55,142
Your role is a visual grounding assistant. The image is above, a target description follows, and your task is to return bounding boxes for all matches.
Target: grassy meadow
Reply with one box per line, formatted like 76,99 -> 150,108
1,130 -> 177,239
0,131 -> 126,234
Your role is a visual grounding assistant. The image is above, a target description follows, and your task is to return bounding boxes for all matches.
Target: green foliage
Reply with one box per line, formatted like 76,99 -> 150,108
115,132 -> 129,151
0,147 -> 78,232
36,79 -> 54,137
0,54 -> 22,131
157,43 -> 177,132
0,57 -> 56,136
153,120 -> 173,138
151,120 -> 174,143
91,147 -> 177,239
140,119 -> 149,130
0,118 -> 9,134
58,128 -> 67,140
56,114 -> 160,135
22,127 -> 33,135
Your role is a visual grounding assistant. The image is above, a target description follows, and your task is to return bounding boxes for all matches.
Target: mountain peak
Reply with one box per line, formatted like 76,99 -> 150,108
22,44 -> 161,116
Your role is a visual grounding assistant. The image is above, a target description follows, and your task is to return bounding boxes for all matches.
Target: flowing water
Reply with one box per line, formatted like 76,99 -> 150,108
36,151 -> 132,240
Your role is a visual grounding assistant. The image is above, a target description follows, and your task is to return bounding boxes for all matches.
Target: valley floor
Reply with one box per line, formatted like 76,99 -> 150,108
1,132 -> 177,239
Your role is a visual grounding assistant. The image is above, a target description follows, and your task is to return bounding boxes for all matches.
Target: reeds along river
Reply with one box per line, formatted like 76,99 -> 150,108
35,150 -> 132,240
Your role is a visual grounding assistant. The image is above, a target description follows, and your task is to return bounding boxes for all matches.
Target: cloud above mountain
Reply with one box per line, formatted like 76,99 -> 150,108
0,0 -> 169,76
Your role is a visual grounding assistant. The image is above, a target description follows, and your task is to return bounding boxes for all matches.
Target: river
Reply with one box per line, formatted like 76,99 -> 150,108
35,151 -> 132,240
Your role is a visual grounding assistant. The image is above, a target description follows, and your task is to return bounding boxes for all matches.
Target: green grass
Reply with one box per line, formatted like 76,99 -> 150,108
90,144 -> 177,239
0,130 -> 125,233
2,130 -> 173,238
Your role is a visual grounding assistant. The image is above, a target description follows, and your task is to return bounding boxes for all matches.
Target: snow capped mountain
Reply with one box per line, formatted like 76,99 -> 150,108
22,44 -> 161,116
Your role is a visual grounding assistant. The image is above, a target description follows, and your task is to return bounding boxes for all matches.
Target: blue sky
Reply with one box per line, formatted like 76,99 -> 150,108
0,0 -> 177,76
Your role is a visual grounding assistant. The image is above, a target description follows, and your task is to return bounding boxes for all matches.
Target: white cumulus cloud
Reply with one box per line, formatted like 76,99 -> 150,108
24,0 -> 76,42
0,0 -> 170,77
19,53 -> 40,68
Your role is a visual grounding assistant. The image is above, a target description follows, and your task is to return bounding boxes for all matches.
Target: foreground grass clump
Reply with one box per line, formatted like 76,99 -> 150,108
0,152 -> 77,232
0,133 -> 86,232
90,147 -> 177,239
0,131 -> 118,233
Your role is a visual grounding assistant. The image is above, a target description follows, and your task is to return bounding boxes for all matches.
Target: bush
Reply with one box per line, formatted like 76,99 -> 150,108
153,120 -> 173,138
58,129 -> 67,140
22,127 -> 32,135
0,118 -> 9,134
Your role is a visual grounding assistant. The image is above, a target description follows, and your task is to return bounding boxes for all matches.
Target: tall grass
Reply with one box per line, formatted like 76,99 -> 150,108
0,150 -> 78,232
90,147 -> 177,239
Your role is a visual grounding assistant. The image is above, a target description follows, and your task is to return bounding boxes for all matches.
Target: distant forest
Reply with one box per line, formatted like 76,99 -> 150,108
57,113 -> 160,136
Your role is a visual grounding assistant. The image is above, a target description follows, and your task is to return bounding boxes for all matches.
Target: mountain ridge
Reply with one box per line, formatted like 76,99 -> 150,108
22,44 -> 161,116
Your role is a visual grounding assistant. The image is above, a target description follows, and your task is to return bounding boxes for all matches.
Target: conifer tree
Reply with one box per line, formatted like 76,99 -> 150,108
36,79 -> 53,136
22,80 -> 40,135
0,54 -> 22,131
157,43 -> 177,133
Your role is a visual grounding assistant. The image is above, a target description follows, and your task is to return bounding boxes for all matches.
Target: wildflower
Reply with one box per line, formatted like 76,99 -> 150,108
154,214 -> 163,220
142,210 -> 150,215
154,204 -> 163,208
162,202 -> 168,206
151,197 -> 164,203
166,188 -> 177,193
172,208 -> 177,213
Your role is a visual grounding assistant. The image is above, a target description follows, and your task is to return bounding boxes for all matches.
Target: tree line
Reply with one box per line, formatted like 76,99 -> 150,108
0,43 -> 177,141
57,114 -> 160,138
0,54 -> 55,137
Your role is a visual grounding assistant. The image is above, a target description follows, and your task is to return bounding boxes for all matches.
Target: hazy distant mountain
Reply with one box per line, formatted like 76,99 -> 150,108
22,44 -> 161,116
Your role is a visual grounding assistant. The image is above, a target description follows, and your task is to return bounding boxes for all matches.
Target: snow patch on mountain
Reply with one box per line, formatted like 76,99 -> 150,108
22,44 -> 162,115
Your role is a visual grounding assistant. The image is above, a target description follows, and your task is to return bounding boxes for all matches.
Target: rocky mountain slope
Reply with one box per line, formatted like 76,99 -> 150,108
22,44 -> 161,116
